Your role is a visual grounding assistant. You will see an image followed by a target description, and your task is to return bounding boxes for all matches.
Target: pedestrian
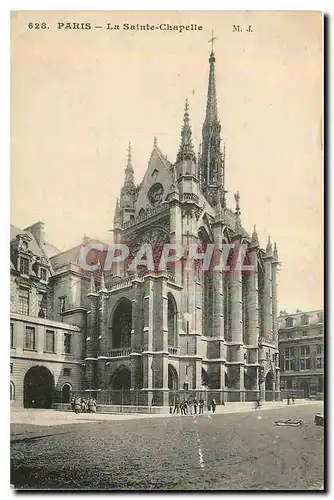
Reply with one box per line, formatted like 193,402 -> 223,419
180,401 -> 186,415
193,399 -> 198,414
187,398 -> 193,415
255,398 -> 261,409
199,397 -> 204,414
88,397 -> 97,413
70,395 -> 75,412
173,398 -> 180,414
211,398 -> 217,414
287,394 -> 290,405
81,398 -> 87,413
74,396 -> 81,414
184,400 -> 188,415
292,393 -> 295,404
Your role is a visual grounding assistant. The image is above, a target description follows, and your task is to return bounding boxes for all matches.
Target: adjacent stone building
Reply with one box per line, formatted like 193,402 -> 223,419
278,309 -> 324,398
84,48 -> 281,404
9,223 -> 105,407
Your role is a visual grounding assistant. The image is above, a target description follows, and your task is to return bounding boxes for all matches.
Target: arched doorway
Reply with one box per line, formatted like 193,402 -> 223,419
168,364 -> 178,406
110,366 -> 131,390
24,366 -> 54,408
265,371 -> 274,401
61,383 -> 72,403
201,367 -> 209,388
111,299 -> 132,348
244,371 -> 252,390
168,364 -> 178,390
168,293 -> 177,347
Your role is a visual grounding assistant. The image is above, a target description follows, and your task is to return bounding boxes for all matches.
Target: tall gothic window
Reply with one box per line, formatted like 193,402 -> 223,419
223,273 -> 230,341
242,274 -> 248,344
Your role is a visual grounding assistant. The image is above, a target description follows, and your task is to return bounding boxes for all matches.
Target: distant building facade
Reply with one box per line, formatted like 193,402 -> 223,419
278,309 -> 324,398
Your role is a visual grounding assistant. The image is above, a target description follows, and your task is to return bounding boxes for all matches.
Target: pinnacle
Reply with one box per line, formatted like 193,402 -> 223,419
176,98 -> 196,163
251,225 -> 259,247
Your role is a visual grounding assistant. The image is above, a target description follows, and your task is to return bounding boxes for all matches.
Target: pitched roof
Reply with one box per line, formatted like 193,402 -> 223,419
43,240 -> 62,258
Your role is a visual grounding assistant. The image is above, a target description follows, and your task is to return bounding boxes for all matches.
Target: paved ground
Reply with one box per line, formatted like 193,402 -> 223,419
11,403 -> 324,491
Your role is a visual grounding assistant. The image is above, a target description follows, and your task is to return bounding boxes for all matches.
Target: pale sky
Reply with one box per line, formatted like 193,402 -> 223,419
11,11 -> 323,313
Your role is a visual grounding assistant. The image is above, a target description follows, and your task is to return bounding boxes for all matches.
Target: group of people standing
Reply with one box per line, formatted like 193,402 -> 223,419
172,397 -> 220,415
71,395 -> 97,414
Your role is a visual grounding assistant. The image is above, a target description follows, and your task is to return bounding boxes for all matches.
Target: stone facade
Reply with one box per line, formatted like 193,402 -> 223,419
11,48 -> 281,407
278,309 -> 324,398
10,223 -> 86,407
83,48 -> 281,404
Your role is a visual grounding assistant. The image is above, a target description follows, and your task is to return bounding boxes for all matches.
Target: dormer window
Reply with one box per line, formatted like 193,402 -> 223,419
20,257 -> 29,275
40,268 -> 47,281
285,317 -> 293,328
22,241 -> 29,251
301,314 -> 309,326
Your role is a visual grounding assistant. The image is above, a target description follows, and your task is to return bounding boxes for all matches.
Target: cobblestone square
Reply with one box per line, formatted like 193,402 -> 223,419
11,403 -> 324,491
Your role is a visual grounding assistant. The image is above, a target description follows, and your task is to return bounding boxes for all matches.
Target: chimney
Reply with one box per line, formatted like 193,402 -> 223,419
24,221 -> 45,248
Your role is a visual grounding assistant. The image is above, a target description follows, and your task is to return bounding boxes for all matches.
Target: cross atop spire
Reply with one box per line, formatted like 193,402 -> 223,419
209,29 -> 217,54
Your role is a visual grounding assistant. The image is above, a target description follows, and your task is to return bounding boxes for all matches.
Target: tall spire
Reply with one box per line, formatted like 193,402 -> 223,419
199,41 -> 224,206
123,143 -> 135,191
120,143 -> 136,210
176,99 -> 196,163
251,225 -> 259,247
206,33 -> 218,124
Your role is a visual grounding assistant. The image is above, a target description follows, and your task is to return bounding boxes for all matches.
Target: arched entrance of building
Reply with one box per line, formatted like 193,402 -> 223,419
244,371 -> 252,390
110,366 -> 131,390
61,383 -> 72,403
168,364 -> 178,390
265,371 -> 274,401
24,366 -> 54,408
111,298 -> 132,348
201,367 -> 209,388
168,364 -> 178,406
167,293 -> 177,347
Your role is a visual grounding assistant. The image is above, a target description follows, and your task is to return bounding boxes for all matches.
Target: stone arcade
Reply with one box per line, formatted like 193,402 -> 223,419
84,48 -> 281,405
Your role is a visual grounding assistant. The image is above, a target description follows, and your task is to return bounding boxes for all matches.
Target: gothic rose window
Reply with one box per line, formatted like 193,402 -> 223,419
148,183 -> 164,207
